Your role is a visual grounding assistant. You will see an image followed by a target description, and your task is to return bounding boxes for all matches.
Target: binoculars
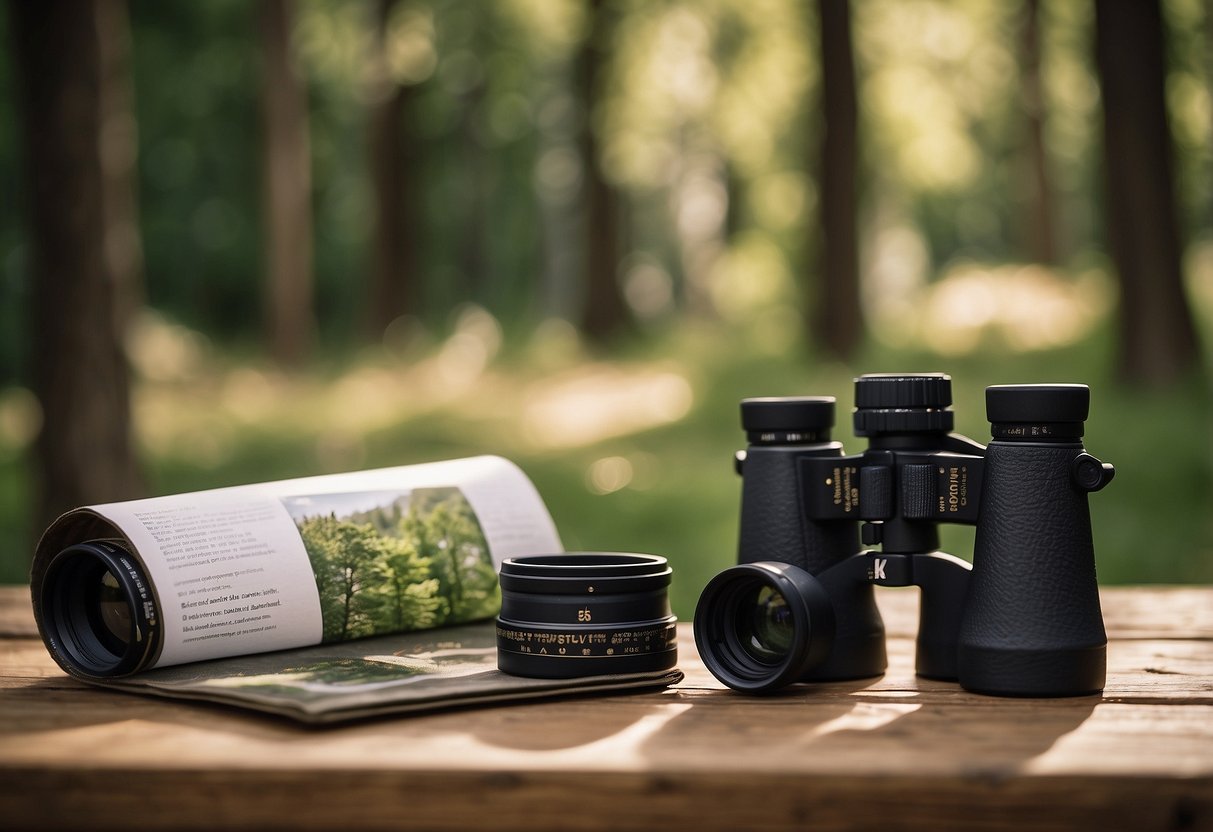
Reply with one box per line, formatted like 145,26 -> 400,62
693,373 -> 1115,697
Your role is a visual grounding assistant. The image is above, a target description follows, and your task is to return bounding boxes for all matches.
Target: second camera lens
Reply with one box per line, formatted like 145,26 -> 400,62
694,562 -> 835,693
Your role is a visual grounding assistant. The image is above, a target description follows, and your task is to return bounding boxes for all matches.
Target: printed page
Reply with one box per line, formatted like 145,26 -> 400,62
83,456 -> 562,669
92,491 -> 323,667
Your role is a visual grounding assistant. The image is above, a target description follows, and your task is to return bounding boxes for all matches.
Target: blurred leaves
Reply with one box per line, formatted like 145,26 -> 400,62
2,0 -> 1209,353
1,0 -> 1210,591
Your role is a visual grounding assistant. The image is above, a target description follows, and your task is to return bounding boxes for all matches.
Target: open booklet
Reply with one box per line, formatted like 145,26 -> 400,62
29,456 -> 683,723
101,622 -> 683,724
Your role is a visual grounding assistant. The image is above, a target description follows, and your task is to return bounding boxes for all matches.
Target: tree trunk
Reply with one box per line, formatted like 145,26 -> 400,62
10,0 -> 145,530
1094,0 -> 1201,385
1206,0 -> 1213,230
813,0 -> 862,361
579,0 -> 630,343
1019,0 -> 1060,264
259,0 -> 314,367
366,0 -> 420,340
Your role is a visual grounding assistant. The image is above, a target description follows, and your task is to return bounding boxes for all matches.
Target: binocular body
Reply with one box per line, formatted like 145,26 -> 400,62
694,374 -> 1114,698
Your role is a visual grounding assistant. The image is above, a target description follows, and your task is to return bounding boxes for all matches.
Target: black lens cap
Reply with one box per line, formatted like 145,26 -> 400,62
986,384 -> 1089,441
741,398 -> 835,444
986,384 -> 1089,424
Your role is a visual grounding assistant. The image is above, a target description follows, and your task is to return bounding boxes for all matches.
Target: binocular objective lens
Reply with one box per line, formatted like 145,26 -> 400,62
737,585 -> 794,664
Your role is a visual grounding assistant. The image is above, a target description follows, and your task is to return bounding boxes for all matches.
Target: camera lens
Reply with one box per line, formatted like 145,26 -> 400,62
986,383 -> 1089,441
853,373 -> 954,436
693,562 -> 835,693
496,553 -> 678,679
36,541 -> 160,679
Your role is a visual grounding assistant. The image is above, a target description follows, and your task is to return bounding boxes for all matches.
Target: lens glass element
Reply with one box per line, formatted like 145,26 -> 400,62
91,568 -> 133,653
736,584 -> 793,664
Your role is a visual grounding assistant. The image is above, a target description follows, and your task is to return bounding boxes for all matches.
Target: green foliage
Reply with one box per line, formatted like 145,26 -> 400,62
0,323 -> 1209,601
296,488 -> 497,642
0,0 -> 1209,372
401,488 -> 499,624
128,0 -> 263,341
0,0 -> 1210,600
0,7 -> 27,386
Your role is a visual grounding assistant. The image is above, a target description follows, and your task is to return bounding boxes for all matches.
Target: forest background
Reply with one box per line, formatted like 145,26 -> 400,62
0,0 -> 1210,617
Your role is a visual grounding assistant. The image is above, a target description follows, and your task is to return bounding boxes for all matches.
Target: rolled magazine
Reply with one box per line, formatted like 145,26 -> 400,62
28,456 -> 681,722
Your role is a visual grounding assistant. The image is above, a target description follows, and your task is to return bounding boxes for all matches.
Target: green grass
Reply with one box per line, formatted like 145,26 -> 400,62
1,319 -> 1210,619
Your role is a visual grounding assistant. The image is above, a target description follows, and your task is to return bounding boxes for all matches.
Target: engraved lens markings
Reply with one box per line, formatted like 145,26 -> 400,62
496,622 -> 676,658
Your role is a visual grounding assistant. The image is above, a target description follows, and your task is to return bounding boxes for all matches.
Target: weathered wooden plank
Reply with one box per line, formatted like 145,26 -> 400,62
1,768 -> 1210,832
2,587 -> 1211,832
2,642 -> 1210,777
677,631 -> 1213,702
874,585 -> 1213,640
1099,586 -> 1213,639
0,585 -> 35,638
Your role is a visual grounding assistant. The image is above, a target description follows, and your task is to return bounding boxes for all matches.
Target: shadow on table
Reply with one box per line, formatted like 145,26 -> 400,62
0,668 -> 1098,767
636,688 -> 1099,776
458,682 -> 876,756
0,675 -> 681,749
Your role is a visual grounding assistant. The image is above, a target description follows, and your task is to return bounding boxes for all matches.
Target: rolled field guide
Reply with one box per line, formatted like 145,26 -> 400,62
30,456 -> 563,680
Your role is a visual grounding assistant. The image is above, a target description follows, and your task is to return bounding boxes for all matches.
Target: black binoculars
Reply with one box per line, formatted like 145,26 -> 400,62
693,373 -> 1115,697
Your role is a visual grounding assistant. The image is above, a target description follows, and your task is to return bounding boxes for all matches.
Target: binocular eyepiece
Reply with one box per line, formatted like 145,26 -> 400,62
694,374 -> 1114,698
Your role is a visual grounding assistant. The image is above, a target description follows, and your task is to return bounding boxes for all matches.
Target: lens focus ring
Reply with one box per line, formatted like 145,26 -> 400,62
496,553 -> 678,679
853,374 -> 955,436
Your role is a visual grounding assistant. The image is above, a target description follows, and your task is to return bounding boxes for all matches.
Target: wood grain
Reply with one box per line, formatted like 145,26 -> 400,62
0,585 -> 35,637
1,586 -> 1210,832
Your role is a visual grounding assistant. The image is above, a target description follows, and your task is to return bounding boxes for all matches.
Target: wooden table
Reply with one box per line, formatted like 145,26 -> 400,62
1,585 -> 1210,831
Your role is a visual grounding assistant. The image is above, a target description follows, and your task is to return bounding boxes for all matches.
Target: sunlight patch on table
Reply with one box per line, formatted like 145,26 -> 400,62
798,701 -> 921,742
1021,702 -> 1213,776
556,703 -> 694,767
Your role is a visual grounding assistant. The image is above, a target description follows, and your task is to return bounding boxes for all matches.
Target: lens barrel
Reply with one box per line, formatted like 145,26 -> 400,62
37,540 -> 160,679
496,553 -> 678,679
693,562 -> 835,693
